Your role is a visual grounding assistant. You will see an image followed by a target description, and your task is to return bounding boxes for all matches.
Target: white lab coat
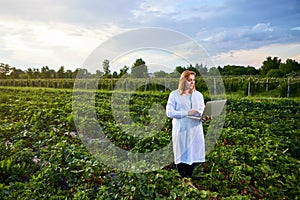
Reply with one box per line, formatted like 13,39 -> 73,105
166,89 -> 205,165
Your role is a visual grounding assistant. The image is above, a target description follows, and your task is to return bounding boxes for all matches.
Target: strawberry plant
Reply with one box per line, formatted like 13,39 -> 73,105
0,87 -> 299,199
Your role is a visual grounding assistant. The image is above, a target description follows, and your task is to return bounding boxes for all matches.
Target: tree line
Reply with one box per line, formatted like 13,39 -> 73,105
0,56 -> 299,79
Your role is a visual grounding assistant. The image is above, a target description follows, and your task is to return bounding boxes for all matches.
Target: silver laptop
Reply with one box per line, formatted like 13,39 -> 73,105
187,99 -> 226,120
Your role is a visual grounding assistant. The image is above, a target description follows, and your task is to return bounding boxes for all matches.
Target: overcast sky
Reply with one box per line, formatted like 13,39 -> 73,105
0,0 -> 299,72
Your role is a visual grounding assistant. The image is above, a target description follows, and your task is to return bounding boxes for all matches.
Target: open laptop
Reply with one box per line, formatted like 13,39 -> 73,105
187,99 -> 226,120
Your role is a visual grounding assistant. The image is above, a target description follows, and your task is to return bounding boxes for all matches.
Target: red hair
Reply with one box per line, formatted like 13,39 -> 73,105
178,70 -> 196,94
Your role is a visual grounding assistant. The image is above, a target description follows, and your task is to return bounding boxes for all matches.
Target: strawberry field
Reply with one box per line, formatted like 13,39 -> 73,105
0,87 -> 299,199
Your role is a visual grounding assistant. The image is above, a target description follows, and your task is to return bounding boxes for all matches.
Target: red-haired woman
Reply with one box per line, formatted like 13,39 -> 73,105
166,70 -> 206,179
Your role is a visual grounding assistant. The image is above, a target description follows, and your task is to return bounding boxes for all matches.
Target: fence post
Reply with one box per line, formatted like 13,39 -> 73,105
287,77 -> 290,98
247,79 -> 251,96
144,78 -> 148,91
266,79 -> 269,91
214,78 -> 217,95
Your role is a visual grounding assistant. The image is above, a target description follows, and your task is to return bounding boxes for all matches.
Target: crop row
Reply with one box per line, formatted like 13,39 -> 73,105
0,87 -> 299,199
0,77 -> 300,97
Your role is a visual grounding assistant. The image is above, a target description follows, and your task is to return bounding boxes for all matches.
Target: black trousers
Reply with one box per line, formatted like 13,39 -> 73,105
176,163 -> 198,178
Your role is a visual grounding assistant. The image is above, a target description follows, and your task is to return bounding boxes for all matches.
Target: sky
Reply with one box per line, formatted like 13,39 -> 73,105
0,0 -> 300,73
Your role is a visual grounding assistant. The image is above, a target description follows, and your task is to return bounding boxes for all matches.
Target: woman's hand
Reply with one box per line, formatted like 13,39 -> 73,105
202,115 -> 212,122
188,110 -> 200,116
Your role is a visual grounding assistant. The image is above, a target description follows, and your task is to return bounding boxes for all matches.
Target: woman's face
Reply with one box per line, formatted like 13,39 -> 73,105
185,74 -> 195,91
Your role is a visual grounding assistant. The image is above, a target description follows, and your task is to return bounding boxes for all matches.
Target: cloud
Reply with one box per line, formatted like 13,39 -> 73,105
0,0 -> 68,22
291,27 -> 300,31
132,0 -> 178,18
130,0 -> 229,23
212,43 -> 300,68
198,23 -> 275,43
0,19 -> 125,70
0,0 -> 140,26
195,22 -> 300,57
0,0 -> 299,71
252,23 -> 273,32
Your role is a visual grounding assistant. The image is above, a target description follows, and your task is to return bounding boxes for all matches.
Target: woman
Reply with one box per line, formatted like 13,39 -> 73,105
166,70 -> 206,179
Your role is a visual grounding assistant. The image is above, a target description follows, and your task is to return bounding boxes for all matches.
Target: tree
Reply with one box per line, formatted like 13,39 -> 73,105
76,68 -> 91,78
218,65 -> 259,76
95,70 -> 103,77
260,56 -> 281,77
49,69 -> 56,78
186,64 -> 200,75
166,71 -> 181,78
246,66 -> 259,75
266,69 -> 285,77
10,67 -> 24,79
131,58 -> 148,78
119,65 -> 129,78
208,67 -> 220,76
102,59 -> 111,77
41,66 -> 51,78
65,70 -> 73,78
195,63 -> 208,75
175,66 -> 186,74
26,68 -> 34,79
154,70 -> 168,78
279,59 -> 300,74
0,63 -> 10,79
57,66 -> 65,78
112,71 -> 118,78
32,68 -> 40,79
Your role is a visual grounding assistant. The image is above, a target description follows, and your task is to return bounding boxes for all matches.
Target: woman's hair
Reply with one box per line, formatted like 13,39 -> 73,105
178,70 -> 196,94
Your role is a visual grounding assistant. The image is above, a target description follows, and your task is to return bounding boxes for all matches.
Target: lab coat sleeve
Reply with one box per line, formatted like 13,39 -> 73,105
166,92 -> 188,119
195,92 -> 205,115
